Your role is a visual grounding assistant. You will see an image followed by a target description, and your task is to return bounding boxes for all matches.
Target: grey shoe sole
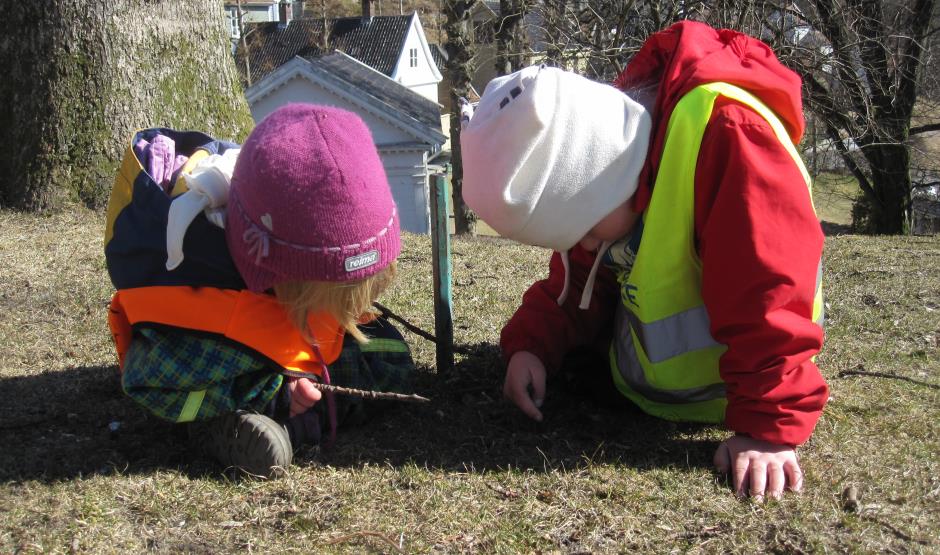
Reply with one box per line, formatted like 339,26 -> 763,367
195,411 -> 292,477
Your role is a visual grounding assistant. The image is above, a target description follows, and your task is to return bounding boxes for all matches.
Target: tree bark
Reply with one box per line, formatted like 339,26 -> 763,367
495,0 -> 524,76
0,0 -> 254,210
443,0 -> 477,234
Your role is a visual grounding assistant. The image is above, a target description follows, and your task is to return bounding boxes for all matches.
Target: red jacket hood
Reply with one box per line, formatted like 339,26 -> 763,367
614,20 -> 805,210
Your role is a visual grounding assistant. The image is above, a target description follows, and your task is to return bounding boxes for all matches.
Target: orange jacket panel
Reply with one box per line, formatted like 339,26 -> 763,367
108,286 -> 344,376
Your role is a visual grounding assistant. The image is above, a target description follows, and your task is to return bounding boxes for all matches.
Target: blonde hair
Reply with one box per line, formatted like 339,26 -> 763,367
273,261 -> 397,345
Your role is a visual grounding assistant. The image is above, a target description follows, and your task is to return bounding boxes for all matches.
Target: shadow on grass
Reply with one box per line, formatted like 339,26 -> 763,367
821,220 -> 853,236
0,365 -> 206,483
324,342 -> 720,474
0,347 -> 719,483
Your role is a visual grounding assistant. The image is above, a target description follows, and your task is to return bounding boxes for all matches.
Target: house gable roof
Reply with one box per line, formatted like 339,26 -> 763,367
389,13 -> 443,83
238,15 -> 412,85
471,1 -> 499,18
246,52 -> 445,147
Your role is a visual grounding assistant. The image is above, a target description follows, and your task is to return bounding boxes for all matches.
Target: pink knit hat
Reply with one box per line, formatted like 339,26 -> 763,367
226,103 -> 400,292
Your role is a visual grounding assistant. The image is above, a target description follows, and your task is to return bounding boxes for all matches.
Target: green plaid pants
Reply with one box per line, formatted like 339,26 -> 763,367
121,317 -> 415,425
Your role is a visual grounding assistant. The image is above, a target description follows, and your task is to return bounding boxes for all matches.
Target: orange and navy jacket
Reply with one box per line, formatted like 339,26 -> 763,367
105,128 -> 343,376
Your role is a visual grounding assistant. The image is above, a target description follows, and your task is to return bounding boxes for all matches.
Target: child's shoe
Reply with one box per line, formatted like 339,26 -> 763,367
191,410 -> 292,477
281,410 -> 322,448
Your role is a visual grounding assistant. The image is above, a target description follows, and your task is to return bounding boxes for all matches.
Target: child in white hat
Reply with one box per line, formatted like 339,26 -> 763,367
461,21 -> 827,502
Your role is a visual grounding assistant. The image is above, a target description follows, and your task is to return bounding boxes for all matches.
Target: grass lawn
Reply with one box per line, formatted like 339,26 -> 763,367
1,207 -> 938,553
813,173 -> 859,233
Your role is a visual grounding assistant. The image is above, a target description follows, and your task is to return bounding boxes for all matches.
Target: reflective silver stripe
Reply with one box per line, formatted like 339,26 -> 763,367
622,304 -> 720,364
614,308 -> 726,404
815,262 -> 825,327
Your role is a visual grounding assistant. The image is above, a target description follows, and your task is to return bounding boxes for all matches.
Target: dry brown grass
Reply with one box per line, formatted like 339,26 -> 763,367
1,207 -> 938,553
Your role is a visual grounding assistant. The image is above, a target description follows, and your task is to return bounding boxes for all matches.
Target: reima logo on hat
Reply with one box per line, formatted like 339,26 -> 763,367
344,250 -> 379,272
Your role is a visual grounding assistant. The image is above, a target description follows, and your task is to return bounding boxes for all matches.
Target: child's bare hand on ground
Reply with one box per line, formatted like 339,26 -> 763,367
287,376 -> 322,417
713,435 -> 804,501
504,351 -> 547,422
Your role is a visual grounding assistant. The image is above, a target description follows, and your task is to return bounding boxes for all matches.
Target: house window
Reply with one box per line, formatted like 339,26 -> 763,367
229,8 -> 239,38
409,48 -> 418,68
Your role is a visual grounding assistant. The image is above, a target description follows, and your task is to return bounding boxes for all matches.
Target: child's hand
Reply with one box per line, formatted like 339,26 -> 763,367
504,351 -> 547,422
287,376 -> 322,417
713,435 -> 804,502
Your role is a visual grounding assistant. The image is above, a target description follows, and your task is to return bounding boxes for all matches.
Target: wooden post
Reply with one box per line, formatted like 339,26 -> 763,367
430,173 -> 454,373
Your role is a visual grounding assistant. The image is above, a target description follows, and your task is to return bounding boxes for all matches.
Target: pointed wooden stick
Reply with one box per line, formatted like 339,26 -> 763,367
372,301 -> 473,355
307,381 -> 430,403
373,301 -> 438,343
282,368 -> 431,403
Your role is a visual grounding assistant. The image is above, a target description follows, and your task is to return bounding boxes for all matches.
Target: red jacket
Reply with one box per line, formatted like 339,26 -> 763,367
500,21 -> 827,446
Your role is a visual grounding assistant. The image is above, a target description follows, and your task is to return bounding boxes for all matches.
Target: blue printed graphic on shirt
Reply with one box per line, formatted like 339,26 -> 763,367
601,219 -> 643,274
601,219 -> 644,307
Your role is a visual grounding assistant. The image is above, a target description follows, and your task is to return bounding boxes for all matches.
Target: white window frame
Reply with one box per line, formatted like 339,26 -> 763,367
229,8 -> 239,38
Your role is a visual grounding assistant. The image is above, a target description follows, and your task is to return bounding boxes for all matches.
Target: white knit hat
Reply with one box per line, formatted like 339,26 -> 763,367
461,65 -> 651,253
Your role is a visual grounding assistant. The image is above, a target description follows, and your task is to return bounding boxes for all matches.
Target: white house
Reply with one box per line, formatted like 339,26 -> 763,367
238,13 -> 445,234
238,12 -> 442,101
224,0 -> 302,41
385,13 -> 443,103
244,52 -> 445,233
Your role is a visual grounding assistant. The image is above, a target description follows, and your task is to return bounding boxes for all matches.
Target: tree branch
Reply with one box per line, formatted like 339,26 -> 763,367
825,122 -> 876,197
910,122 -> 940,135
852,0 -> 891,118
838,369 -> 940,390
813,0 -> 873,121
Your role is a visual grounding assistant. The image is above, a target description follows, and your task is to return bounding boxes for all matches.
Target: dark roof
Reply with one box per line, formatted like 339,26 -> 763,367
304,52 -> 442,135
429,43 -> 448,71
238,15 -> 412,85
479,1 -> 500,13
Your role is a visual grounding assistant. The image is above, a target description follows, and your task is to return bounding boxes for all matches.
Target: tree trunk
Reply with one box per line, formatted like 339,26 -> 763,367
443,0 -> 476,235
0,0 -> 254,210
495,0 -> 524,76
861,144 -> 912,234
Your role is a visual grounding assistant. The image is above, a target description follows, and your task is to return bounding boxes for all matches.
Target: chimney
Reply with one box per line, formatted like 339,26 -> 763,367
361,0 -> 371,23
278,1 -> 290,27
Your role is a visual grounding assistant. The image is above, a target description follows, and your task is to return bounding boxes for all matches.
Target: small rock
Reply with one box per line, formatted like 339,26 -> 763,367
842,485 -> 860,512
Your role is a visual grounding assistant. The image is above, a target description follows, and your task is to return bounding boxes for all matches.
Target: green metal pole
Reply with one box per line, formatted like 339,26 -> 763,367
430,173 -> 454,373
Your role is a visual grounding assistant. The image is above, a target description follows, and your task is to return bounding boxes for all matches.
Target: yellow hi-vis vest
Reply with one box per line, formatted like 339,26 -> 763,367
610,82 -> 824,423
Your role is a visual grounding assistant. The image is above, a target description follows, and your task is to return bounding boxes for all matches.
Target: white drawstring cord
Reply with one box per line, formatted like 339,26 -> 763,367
556,250 -> 571,305
579,240 -> 612,310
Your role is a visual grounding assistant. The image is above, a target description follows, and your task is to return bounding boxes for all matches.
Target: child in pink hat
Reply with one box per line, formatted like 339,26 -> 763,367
106,103 -> 416,476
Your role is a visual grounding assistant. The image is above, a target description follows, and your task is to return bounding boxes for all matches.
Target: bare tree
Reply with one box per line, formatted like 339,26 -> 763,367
710,0 -> 940,234
531,1 -> 700,81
